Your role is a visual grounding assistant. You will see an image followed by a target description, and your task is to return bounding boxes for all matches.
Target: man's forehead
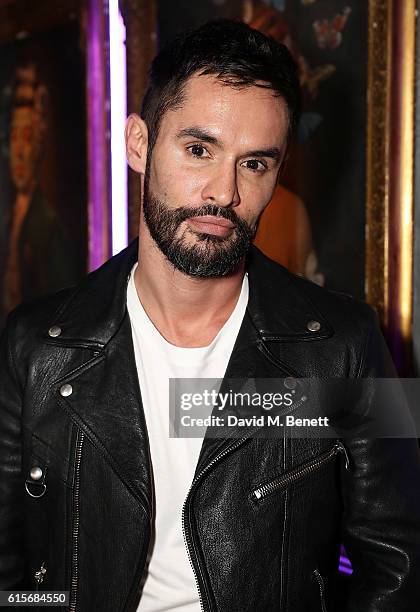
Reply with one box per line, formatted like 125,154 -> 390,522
180,72 -> 284,110
163,73 -> 288,146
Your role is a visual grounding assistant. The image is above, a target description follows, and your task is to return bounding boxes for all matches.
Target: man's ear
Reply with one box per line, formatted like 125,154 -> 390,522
125,113 -> 148,174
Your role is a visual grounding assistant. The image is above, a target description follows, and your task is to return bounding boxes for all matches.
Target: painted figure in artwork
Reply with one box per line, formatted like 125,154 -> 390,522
1,61 -> 75,323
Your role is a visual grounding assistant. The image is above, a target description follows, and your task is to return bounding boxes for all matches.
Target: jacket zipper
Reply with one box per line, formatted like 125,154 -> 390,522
69,430 -> 84,612
128,410 -> 154,612
252,441 -> 349,502
182,437 -> 251,612
313,568 -> 327,612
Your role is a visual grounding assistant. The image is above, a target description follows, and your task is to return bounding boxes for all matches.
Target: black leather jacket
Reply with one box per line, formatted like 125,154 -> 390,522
1,241 -> 419,611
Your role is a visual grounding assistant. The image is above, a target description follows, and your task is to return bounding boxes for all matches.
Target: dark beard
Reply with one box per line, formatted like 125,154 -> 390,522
142,170 -> 256,278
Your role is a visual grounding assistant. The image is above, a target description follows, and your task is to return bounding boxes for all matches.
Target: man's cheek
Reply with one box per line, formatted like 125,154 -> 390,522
177,166 -> 203,191
149,155 -> 173,193
172,173 -> 204,207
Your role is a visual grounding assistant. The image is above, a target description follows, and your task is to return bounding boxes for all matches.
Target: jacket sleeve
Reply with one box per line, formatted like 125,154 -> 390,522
342,311 -> 420,611
0,313 -> 25,589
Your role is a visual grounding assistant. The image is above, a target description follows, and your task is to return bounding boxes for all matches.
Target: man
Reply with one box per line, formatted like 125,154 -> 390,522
0,19 -> 419,612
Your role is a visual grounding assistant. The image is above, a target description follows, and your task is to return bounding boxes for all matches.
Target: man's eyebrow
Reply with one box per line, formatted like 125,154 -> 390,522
176,127 -> 220,145
244,148 -> 283,162
176,127 -> 283,161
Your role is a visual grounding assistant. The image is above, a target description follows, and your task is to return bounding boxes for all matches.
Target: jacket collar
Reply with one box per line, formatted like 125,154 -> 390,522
43,239 -> 333,346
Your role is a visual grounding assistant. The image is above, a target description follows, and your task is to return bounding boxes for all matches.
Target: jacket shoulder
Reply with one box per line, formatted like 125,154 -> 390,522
292,272 -> 377,326
3,285 -> 78,357
252,247 -> 377,329
249,249 -> 389,376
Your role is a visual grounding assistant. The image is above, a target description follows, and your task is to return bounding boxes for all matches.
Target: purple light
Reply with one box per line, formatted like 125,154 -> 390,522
87,0 -> 110,270
339,554 -> 353,575
109,0 -> 128,254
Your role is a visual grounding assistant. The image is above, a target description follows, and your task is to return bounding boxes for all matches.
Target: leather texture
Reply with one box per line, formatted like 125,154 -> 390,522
1,240 -> 419,611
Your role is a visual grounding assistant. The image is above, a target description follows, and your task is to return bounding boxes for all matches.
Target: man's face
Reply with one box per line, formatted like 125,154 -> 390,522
143,73 -> 289,277
9,106 -> 41,193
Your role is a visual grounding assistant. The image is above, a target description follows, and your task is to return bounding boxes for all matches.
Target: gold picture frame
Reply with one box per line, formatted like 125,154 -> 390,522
366,0 -> 416,371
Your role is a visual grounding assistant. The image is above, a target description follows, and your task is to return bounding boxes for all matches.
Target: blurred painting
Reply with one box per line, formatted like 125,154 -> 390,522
0,15 -> 87,327
157,0 -> 368,298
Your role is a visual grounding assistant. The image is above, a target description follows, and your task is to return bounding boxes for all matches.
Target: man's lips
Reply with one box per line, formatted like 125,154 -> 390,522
186,215 -> 236,237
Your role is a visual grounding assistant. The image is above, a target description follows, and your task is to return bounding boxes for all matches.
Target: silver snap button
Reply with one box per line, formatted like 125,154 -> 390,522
284,377 -> 297,390
30,466 -> 43,481
307,320 -> 321,332
48,325 -> 62,338
60,383 -> 73,397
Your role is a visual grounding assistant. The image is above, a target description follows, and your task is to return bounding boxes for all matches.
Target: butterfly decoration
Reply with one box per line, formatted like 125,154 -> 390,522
297,55 -> 336,98
313,7 -> 352,50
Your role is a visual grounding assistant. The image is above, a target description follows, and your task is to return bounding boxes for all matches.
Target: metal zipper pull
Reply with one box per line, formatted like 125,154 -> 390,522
252,443 -> 345,502
336,441 -> 350,470
34,561 -> 47,591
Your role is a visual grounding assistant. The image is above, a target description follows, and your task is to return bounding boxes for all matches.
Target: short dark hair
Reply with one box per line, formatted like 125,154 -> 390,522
140,19 -> 301,153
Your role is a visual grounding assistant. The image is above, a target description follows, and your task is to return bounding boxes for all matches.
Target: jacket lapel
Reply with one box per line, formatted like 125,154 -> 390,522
194,247 -> 334,474
41,240 -> 154,511
193,309 -> 292,476
55,314 -> 153,515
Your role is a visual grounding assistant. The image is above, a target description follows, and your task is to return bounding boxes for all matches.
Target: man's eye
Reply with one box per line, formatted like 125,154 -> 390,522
242,159 -> 267,172
187,144 -> 209,158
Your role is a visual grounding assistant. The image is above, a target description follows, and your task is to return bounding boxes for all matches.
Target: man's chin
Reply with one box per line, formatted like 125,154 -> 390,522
165,240 -> 247,278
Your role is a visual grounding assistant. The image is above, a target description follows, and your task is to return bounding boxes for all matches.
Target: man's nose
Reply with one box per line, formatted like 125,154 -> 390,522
200,163 -> 240,207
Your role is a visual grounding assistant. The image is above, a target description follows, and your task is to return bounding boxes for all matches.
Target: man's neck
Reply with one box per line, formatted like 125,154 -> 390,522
134,226 -> 246,348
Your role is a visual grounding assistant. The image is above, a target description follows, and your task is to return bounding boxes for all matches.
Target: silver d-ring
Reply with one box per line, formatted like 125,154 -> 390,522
25,482 -> 47,498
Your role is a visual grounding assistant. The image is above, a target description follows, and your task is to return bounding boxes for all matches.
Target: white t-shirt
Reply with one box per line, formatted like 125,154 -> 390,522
127,265 -> 249,612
